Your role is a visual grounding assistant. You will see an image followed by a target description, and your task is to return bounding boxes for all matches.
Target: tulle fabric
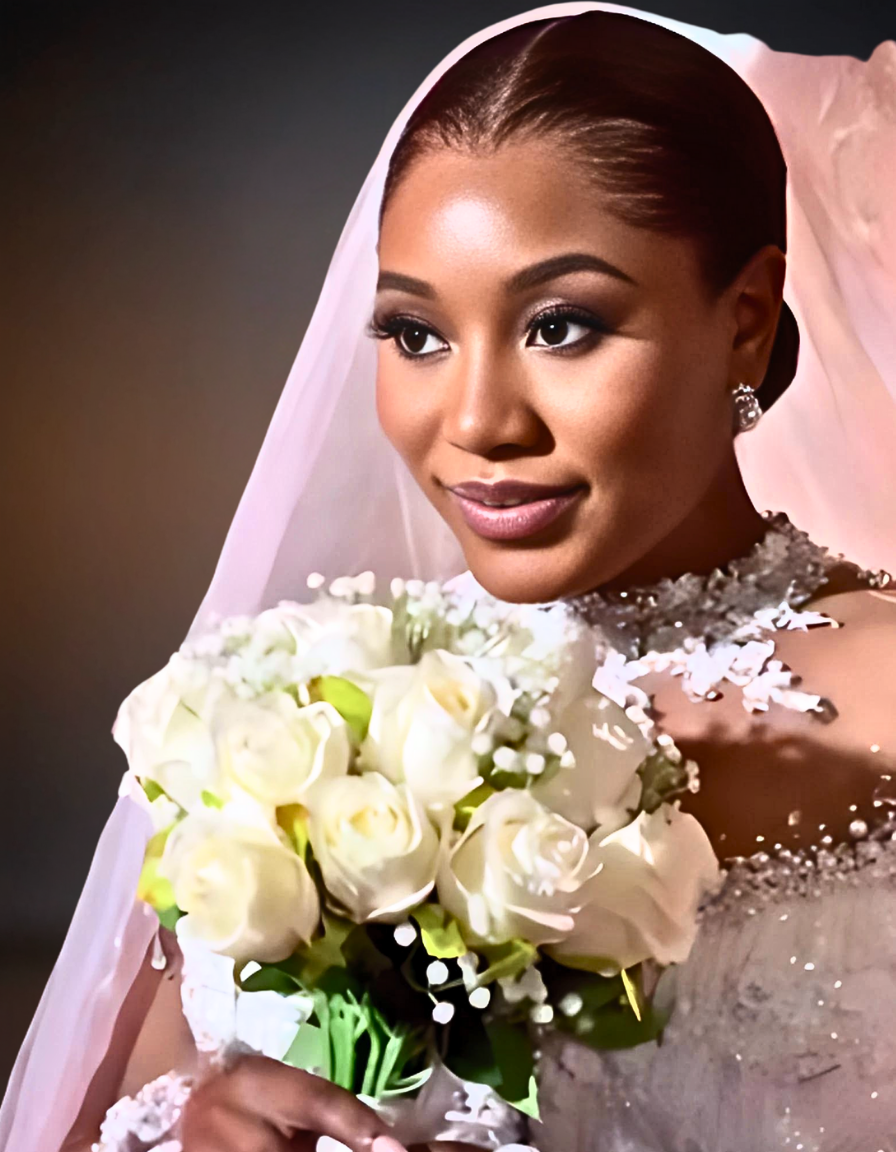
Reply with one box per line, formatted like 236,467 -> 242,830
3,5 -> 895,1150
1,780 -> 158,1152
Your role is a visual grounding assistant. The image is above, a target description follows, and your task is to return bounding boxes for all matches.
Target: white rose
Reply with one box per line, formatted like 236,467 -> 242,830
213,694 -> 350,808
437,790 -> 597,946
113,658 -> 228,812
548,804 -> 721,973
162,804 -> 320,966
531,691 -> 652,832
307,772 -> 438,923
358,650 -> 496,815
272,600 -> 397,677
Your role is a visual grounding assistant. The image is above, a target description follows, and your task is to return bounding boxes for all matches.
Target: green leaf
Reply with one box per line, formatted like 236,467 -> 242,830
200,789 -> 224,809
549,969 -> 622,1013
569,999 -> 667,1049
621,968 -> 641,1022
445,1013 -> 539,1120
340,924 -> 393,979
477,938 -> 537,986
141,778 -> 166,803
486,1020 -> 540,1118
297,914 -> 354,984
137,855 -> 176,913
276,803 -> 310,859
548,966 -> 668,1051
444,1014 -> 498,1085
310,676 -> 373,743
157,905 -> 184,931
453,782 -> 496,832
637,748 -> 691,814
411,904 -> 467,959
137,822 -> 182,919
144,825 -> 174,860
483,763 -> 529,792
241,961 -> 303,995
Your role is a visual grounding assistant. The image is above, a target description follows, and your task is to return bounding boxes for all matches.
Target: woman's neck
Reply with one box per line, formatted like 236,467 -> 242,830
598,455 -> 769,594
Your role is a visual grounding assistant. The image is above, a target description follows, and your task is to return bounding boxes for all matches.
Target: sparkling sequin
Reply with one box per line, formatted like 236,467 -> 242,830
564,512 -> 839,659
562,512 -> 891,718
536,817 -> 896,1149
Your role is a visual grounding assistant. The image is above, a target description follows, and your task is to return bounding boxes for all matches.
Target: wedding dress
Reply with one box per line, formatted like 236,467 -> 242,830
2,6 -> 895,1152
449,522 -> 896,1152
534,587 -> 896,1151
535,821 -> 896,1151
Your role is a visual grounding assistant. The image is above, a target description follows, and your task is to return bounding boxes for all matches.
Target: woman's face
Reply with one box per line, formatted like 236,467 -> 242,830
374,138 -> 759,604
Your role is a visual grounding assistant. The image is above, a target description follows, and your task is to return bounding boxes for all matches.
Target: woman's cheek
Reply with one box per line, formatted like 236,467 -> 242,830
546,343 -> 667,481
375,362 -> 433,474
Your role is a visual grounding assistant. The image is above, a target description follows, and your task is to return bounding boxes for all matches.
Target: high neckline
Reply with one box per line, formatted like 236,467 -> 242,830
562,510 -> 887,660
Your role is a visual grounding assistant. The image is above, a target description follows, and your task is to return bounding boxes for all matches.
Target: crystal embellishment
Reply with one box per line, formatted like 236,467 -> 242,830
564,511 -> 834,659
732,382 -> 763,432
562,511 -> 892,718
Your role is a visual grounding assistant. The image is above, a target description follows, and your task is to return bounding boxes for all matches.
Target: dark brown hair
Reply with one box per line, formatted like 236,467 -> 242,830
379,11 -> 799,409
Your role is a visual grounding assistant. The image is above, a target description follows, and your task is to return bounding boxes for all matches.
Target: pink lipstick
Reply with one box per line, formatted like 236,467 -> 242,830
445,479 -> 586,542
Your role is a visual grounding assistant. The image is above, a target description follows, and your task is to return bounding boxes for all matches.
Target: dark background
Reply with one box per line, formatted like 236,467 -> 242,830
1,0 -> 894,1095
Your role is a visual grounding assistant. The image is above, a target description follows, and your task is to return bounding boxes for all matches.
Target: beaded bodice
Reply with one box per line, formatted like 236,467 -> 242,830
534,824 -> 896,1151
528,513 -> 896,1151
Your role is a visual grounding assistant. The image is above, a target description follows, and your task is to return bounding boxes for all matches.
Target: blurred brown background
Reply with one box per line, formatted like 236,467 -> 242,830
1,0 -> 894,1098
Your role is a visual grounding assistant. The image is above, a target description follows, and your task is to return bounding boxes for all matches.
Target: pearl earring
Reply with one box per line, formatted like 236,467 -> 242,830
732,382 -> 762,432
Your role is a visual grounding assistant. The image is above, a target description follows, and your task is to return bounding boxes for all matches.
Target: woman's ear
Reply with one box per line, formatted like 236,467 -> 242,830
728,243 -> 787,387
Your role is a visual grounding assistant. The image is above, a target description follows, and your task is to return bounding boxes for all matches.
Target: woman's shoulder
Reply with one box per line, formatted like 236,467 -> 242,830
782,572 -> 896,727
645,570 -> 896,861
805,557 -> 896,628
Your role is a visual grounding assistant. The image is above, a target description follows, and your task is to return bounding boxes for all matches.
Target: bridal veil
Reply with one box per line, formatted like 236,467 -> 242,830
3,4 -> 895,1150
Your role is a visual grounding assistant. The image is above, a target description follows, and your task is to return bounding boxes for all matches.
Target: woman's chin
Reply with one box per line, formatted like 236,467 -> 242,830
461,546 -> 594,606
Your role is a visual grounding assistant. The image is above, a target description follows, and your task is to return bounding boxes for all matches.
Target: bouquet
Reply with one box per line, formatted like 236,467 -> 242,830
114,572 -> 720,1147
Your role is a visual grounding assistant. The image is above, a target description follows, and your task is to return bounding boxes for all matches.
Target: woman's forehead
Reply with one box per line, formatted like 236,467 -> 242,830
378,143 -> 702,299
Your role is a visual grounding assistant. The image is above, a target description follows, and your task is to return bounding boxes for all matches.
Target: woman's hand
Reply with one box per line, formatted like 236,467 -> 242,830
180,1053 -> 408,1152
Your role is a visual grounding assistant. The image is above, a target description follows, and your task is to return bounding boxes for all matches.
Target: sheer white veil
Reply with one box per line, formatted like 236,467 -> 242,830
3,5 -> 895,1150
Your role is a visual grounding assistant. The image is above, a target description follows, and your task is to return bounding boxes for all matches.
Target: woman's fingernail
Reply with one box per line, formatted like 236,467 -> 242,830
371,1137 -> 409,1152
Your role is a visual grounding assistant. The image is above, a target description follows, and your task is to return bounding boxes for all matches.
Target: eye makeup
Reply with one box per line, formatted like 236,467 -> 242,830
366,302 -> 612,362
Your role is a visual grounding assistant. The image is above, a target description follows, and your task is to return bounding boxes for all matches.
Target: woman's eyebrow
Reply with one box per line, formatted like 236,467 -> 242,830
506,251 -> 638,290
376,271 -> 436,298
375,251 -> 637,298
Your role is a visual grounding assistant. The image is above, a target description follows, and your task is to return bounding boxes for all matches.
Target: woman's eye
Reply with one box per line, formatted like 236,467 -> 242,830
528,312 -> 601,349
366,314 -> 448,360
394,322 -> 446,358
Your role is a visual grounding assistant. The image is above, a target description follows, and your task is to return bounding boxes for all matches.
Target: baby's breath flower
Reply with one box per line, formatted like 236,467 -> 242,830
469,986 -> 491,1010
432,1002 -> 455,1025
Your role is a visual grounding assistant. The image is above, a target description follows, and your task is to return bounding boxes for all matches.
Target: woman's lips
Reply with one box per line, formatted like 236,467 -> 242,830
445,482 -> 586,542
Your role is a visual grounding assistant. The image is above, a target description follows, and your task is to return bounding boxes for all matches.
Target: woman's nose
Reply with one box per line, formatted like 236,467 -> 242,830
441,347 -> 543,458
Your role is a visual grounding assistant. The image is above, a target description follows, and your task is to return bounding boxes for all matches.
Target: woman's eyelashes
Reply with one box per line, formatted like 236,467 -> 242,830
366,305 -> 611,362
367,315 -> 448,360
525,305 -> 610,352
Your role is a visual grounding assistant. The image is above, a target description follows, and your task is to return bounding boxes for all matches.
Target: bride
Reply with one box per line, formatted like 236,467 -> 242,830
4,5 -> 896,1152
